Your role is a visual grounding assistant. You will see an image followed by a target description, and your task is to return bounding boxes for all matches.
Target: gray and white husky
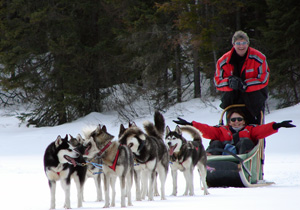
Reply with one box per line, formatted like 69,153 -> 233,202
165,125 -> 209,196
118,111 -> 169,201
43,135 -> 87,209
81,125 -> 134,208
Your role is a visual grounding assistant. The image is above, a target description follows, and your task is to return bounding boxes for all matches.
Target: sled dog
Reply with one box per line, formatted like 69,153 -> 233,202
118,123 -> 144,201
82,125 -> 134,208
69,134 -> 104,202
118,111 -> 169,201
119,123 -> 160,201
165,125 -> 209,196
43,135 -> 87,209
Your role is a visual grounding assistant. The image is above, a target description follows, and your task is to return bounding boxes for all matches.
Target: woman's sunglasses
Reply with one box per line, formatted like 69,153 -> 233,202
230,117 -> 244,122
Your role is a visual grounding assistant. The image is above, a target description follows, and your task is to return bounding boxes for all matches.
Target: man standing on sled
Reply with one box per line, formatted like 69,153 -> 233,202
214,30 -> 269,124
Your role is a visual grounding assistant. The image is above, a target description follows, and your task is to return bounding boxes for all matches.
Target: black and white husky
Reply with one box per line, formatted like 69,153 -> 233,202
69,134 -> 104,202
165,125 -> 209,196
118,111 -> 169,201
43,135 -> 87,209
82,125 -> 134,208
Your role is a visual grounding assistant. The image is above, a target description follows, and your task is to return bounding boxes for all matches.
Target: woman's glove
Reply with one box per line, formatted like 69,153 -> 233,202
173,117 -> 193,126
272,120 -> 296,130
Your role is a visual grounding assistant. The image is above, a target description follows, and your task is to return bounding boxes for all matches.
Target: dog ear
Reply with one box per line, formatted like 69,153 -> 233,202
76,134 -> 84,143
94,124 -> 102,135
175,125 -> 182,135
130,122 -> 137,127
119,124 -> 126,138
165,126 -> 171,136
102,125 -> 107,132
55,135 -> 63,147
62,134 -> 68,141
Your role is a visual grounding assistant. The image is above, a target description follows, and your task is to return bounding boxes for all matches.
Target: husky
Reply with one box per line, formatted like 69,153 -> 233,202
165,125 -> 209,196
43,135 -> 87,209
118,111 -> 169,201
82,125 -> 134,208
118,123 -> 144,201
69,134 -> 104,202
119,123 -> 160,201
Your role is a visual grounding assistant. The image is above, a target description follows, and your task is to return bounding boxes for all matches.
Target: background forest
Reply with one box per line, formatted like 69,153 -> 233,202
0,0 -> 299,127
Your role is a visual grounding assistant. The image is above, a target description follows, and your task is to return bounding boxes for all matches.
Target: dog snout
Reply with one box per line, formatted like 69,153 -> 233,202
74,150 -> 80,157
74,148 -> 80,155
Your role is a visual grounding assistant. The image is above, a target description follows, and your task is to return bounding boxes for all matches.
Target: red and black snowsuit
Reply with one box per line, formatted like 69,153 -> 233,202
214,47 -> 270,123
192,121 -> 277,144
192,121 -> 278,154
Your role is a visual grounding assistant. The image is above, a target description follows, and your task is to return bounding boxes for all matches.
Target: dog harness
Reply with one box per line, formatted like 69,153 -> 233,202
96,141 -> 120,171
109,149 -> 120,171
97,141 -> 112,157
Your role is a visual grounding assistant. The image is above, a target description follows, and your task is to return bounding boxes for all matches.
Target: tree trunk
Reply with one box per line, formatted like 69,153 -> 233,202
175,46 -> 182,102
193,48 -> 201,98
236,7 -> 241,30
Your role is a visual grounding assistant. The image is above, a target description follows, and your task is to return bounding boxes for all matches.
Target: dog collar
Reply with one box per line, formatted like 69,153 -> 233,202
97,141 -> 112,157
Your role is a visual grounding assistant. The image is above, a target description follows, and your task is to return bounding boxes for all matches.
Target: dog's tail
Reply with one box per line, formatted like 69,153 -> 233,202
143,110 -> 165,139
180,125 -> 202,143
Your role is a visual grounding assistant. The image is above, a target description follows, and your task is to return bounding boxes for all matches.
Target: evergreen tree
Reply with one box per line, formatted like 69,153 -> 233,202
0,0 -> 125,126
0,0 -> 298,126
115,0 -> 182,111
264,0 -> 300,107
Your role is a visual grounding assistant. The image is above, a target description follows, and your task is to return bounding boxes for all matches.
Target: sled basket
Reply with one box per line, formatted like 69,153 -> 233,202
206,104 -> 275,187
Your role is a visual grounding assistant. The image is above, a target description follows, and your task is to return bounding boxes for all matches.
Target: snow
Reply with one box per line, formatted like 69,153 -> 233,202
0,99 -> 299,210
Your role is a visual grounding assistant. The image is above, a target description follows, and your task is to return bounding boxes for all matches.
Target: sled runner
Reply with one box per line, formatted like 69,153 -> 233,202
206,104 -> 275,187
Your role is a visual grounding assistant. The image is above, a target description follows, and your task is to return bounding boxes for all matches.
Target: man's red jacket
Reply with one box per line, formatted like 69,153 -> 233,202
214,47 -> 270,92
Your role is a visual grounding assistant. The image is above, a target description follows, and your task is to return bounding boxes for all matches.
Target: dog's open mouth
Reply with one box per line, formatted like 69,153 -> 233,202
84,143 -> 91,155
168,144 -> 177,155
64,155 -> 77,167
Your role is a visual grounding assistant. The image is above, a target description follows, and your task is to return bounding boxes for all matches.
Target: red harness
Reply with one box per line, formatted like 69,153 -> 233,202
97,141 -> 120,171
97,141 -> 112,157
109,149 -> 120,171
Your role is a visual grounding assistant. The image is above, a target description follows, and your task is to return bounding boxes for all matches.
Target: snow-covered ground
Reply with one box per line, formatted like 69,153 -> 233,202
0,99 -> 299,210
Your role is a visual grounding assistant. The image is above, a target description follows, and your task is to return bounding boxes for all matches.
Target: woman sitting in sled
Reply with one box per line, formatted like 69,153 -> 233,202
173,108 -> 295,155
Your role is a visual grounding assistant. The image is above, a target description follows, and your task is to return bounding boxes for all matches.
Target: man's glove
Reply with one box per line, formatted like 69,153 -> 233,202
228,76 -> 239,90
228,76 -> 247,92
272,120 -> 296,130
173,117 -> 193,126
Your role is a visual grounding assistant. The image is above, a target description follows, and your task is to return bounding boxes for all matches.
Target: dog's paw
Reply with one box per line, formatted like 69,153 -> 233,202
204,191 -> 210,195
148,197 -> 154,201
103,202 -> 110,208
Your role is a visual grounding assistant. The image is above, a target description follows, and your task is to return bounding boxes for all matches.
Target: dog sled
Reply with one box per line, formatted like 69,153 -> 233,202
206,104 -> 275,188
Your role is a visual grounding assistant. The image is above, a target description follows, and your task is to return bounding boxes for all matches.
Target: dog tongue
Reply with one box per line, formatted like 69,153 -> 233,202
169,144 -> 178,156
70,158 -> 77,167
84,145 -> 91,155
169,146 -> 175,156
84,148 -> 89,155
65,156 -> 77,167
